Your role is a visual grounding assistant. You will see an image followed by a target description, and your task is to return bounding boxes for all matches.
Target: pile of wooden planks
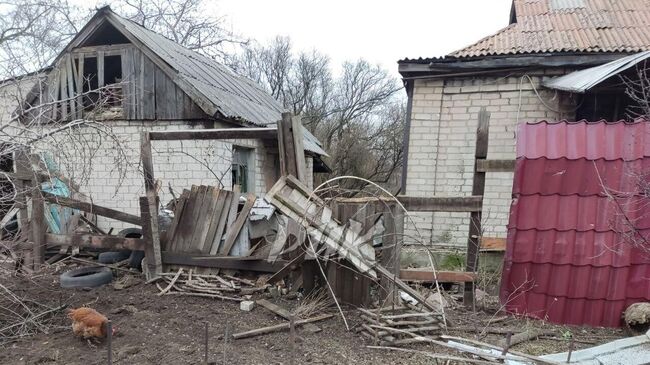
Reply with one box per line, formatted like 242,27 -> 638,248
357,306 -> 445,346
164,185 -> 255,257
155,268 -> 267,301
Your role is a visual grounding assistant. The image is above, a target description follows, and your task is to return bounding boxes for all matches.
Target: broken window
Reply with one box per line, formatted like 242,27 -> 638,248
232,147 -> 254,193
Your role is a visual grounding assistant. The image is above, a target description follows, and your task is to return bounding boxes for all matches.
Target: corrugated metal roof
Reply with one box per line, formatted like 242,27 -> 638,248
544,51 -> 650,92
93,9 -> 326,156
501,119 -> 650,327
403,0 -> 650,62
108,11 -> 284,127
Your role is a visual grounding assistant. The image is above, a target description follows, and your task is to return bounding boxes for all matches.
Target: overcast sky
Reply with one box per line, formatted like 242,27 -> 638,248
215,0 -> 513,76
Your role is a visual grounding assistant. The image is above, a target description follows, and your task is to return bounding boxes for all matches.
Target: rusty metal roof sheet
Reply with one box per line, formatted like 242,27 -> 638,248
501,119 -> 650,327
405,0 -> 650,61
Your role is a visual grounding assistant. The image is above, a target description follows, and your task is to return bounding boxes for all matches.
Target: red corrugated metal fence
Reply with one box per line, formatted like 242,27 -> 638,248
500,120 -> 650,327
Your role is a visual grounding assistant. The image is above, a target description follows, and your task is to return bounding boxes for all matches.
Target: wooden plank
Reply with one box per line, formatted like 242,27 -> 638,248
140,53 -> 156,119
396,196 -> 482,212
186,185 -> 209,253
31,190 -> 46,267
209,191 -> 232,255
256,299 -> 292,320
476,159 -> 515,172
480,237 -> 506,251
174,186 -> 199,252
40,191 -> 141,225
160,251 -> 287,272
148,128 -> 278,141
465,107 -> 490,307
400,269 -> 477,283
71,44 -> 134,54
196,188 -> 222,254
140,131 -> 163,276
380,202 -> 402,305
45,233 -> 146,251
232,314 -> 334,340
59,65 -> 68,120
97,50 -> 104,87
165,189 -> 189,251
65,54 -> 76,118
219,193 -> 256,256
290,115 -> 307,183
74,54 -> 84,117
278,112 -> 297,177
376,264 -> 438,313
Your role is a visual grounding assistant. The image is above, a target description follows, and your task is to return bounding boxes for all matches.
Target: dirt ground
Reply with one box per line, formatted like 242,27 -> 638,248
0,261 -> 629,365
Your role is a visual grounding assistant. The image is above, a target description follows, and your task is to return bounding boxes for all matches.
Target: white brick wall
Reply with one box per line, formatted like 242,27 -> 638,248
405,71 -> 577,247
32,119 -> 310,232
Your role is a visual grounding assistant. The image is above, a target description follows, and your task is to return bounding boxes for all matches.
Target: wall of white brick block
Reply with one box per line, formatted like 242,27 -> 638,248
404,70 -> 577,247
33,119 -> 314,232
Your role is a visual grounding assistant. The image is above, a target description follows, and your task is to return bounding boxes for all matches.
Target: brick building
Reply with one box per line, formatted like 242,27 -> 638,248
398,0 -> 650,248
12,7 -> 327,231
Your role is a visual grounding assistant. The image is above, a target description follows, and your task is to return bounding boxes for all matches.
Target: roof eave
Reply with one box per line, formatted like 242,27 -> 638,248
399,52 -> 637,78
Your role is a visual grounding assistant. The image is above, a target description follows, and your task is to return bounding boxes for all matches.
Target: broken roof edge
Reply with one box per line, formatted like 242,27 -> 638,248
543,51 -> 650,93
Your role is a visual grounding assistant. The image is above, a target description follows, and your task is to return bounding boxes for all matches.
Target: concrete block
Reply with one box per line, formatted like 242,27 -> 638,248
240,301 -> 255,311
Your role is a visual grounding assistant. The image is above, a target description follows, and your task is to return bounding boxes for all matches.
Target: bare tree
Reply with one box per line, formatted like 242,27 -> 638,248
623,61 -> 650,119
115,0 -> 247,62
0,0 -> 84,78
232,37 -> 405,191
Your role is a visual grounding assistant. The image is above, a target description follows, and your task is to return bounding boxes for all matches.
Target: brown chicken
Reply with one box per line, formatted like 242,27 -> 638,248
67,307 -> 115,340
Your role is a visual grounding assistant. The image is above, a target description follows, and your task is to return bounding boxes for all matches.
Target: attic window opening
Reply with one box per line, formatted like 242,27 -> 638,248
79,54 -> 122,109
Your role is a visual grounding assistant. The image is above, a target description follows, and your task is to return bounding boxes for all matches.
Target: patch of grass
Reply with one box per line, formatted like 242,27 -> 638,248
439,252 -> 465,270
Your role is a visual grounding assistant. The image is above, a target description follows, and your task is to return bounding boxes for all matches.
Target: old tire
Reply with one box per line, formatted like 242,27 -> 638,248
98,250 -> 131,264
60,266 -> 113,288
117,228 -> 144,269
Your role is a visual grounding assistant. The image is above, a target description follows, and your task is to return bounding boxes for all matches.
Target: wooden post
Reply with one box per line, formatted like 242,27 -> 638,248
31,186 -> 46,267
464,107 -> 490,307
14,150 -> 32,269
380,201 -> 403,306
277,112 -> 307,183
140,131 -> 162,277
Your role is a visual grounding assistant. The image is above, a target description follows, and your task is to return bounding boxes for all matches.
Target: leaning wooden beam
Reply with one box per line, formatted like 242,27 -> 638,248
161,251 -> 287,273
396,196 -> 483,212
148,127 -> 278,141
399,269 -> 477,283
219,193 -> 256,256
141,131 -> 163,277
232,313 -> 334,340
475,159 -> 515,172
40,191 -> 142,225
45,233 -> 146,251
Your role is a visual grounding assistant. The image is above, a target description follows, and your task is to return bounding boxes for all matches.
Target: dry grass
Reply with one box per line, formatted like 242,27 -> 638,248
292,289 -> 334,319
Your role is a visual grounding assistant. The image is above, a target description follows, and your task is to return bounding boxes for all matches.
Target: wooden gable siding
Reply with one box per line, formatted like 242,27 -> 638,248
34,45 -> 207,122
122,47 -> 205,120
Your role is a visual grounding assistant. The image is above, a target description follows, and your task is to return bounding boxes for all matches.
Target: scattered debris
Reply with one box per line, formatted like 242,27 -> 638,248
357,306 -> 444,346
154,270 -> 266,302
232,313 -> 334,340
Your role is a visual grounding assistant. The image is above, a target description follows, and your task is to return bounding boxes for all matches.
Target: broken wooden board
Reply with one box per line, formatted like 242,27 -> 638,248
265,175 -> 376,277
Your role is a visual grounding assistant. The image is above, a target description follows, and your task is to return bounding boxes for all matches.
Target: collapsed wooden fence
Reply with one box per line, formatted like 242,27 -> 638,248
5,107 -> 514,306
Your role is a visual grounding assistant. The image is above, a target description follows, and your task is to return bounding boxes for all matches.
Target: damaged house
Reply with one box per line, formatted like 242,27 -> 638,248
13,6 -> 328,232
398,0 -> 650,249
